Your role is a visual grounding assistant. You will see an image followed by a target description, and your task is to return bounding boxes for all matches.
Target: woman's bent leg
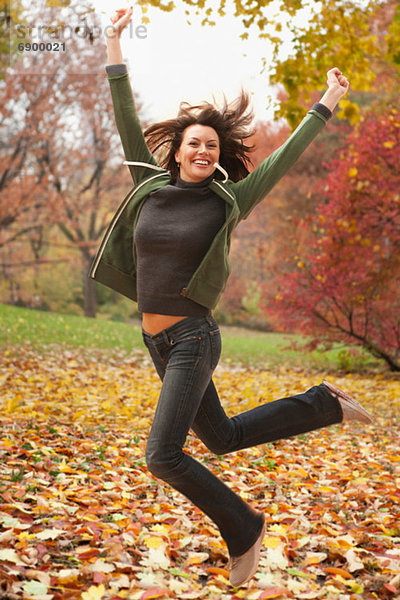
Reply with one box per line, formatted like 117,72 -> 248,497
192,378 -> 342,455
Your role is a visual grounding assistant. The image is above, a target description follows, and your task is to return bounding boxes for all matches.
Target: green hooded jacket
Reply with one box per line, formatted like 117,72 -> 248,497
89,65 -> 330,310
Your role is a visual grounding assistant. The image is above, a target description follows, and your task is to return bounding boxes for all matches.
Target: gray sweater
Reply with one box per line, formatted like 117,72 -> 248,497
134,173 -> 226,315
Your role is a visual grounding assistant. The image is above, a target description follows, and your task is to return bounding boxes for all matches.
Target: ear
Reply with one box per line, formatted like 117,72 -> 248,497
174,149 -> 181,164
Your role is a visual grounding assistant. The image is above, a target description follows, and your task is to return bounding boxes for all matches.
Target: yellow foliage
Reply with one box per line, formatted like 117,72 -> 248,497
337,100 -> 361,126
348,168 -> 358,178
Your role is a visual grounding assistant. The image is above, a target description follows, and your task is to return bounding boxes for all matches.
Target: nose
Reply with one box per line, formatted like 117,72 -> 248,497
198,144 -> 208,154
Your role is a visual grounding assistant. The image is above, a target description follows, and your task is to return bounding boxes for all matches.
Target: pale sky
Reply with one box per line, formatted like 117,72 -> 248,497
93,0 -> 307,124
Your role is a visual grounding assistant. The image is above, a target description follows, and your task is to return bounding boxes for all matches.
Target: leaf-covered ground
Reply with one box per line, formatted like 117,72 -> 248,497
0,346 -> 399,600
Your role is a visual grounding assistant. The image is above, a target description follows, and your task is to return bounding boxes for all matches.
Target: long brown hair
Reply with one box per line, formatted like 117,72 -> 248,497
144,90 -> 255,182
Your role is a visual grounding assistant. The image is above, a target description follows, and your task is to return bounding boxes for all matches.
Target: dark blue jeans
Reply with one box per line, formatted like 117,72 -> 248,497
142,315 -> 342,557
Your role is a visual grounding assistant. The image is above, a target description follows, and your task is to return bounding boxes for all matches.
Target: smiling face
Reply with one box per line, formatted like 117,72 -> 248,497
174,124 -> 220,183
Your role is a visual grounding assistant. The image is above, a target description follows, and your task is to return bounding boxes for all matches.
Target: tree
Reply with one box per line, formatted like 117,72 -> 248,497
266,0 -> 399,126
219,112 -> 350,327
0,2 -> 141,317
0,65 -> 65,305
266,107 -> 400,371
7,0 -> 393,127
137,0 -> 399,126
0,0 -> 27,76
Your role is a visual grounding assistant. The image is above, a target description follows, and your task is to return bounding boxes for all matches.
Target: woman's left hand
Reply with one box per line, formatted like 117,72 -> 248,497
326,67 -> 350,99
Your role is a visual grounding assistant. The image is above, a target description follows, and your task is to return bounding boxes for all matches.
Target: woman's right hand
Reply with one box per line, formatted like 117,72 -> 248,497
110,6 -> 133,38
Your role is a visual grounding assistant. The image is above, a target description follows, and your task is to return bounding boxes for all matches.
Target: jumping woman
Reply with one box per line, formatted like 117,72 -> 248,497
90,7 -> 372,587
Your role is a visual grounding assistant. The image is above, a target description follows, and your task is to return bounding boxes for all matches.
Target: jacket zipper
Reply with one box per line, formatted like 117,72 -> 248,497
90,172 -> 166,279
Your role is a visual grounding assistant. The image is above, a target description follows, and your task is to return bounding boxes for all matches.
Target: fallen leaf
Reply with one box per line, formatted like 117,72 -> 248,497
205,566 -> 230,578
140,589 -> 170,600
324,566 -> 353,579
81,584 -> 106,600
303,552 -> 327,566
140,545 -> 170,570
35,528 -> 65,540
384,583 -> 398,594
184,551 -> 209,566
22,581 -> 49,595
258,589 -> 288,599
88,560 -> 115,573
0,548 -> 26,565
345,548 -> 364,572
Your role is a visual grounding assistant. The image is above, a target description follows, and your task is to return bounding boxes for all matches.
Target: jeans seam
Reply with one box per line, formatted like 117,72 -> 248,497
145,339 -> 168,375
209,329 -> 221,371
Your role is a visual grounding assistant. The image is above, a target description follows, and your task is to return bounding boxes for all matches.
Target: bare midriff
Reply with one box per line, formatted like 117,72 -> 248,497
142,313 -> 187,335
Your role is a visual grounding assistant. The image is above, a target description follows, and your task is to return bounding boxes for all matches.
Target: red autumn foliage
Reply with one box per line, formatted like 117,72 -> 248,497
222,115 -> 348,327
265,107 -> 400,370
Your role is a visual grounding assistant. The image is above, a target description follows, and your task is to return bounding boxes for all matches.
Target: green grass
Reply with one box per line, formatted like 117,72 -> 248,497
0,304 -> 379,371
0,304 -> 143,354
218,326 -> 377,371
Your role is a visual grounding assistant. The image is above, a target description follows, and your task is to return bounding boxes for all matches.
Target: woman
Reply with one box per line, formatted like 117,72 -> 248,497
90,7 -> 372,587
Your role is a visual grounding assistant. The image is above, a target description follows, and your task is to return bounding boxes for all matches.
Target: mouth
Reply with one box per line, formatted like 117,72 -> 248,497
193,159 -> 211,166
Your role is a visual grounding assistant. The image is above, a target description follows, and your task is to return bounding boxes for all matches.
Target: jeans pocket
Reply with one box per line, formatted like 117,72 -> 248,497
169,328 -> 203,346
209,328 -> 221,370
167,333 -> 205,372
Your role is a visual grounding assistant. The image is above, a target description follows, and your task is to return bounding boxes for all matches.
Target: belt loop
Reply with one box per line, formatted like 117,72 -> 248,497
206,314 -> 214,327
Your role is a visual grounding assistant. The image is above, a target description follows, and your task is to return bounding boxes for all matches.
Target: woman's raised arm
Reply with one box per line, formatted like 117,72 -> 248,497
231,67 -> 350,220
104,7 -> 163,184
106,7 -> 133,65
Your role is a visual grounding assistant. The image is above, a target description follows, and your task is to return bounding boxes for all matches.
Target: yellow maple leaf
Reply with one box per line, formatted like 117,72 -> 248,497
81,584 -> 105,600
150,524 -> 170,535
263,536 -> 283,549
143,536 -> 165,549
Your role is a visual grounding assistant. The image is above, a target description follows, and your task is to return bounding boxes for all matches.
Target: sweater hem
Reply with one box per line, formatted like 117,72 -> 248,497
138,297 -> 209,316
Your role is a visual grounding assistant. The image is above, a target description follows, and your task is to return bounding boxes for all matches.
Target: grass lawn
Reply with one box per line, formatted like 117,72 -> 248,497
0,303 -> 379,372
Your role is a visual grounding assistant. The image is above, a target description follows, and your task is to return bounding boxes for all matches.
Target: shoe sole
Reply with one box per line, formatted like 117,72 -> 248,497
322,379 -> 373,424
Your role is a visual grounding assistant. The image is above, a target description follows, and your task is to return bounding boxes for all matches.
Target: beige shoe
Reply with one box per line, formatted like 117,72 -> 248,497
322,379 -> 373,424
229,516 -> 266,587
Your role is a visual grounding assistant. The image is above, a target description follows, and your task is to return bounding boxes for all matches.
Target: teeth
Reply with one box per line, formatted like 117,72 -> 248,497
194,160 -> 209,165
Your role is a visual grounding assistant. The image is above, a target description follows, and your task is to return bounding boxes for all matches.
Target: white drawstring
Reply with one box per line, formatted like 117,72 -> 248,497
123,161 -> 165,172
213,162 -> 229,183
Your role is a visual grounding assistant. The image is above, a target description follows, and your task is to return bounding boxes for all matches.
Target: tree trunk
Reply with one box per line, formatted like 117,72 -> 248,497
82,253 -> 96,318
314,309 -> 400,372
363,340 -> 400,372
